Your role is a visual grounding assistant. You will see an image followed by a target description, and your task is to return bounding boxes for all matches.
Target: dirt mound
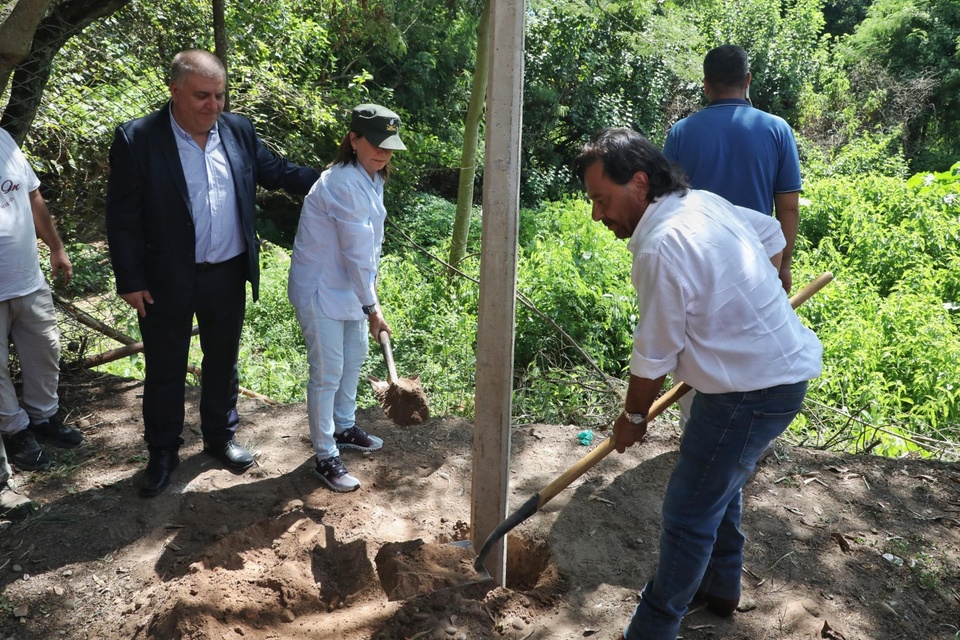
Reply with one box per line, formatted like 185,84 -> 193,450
0,368 -> 958,639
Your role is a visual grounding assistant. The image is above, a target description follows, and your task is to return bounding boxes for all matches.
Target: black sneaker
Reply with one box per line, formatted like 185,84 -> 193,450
334,426 -> 383,452
2,429 -> 50,471
0,483 -> 39,521
30,415 -> 83,449
315,456 -> 360,492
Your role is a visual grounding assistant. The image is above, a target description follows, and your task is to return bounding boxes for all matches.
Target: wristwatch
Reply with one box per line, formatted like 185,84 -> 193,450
362,304 -> 377,315
623,412 -> 647,425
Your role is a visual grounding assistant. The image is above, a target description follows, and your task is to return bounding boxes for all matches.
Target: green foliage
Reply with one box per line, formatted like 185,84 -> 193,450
836,0 -> 960,171
515,198 -> 636,374
823,0 -> 872,36
800,128 -> 910,181
793,162 -> 960,454
513,364 -> 622,428
375,251 -> 481,416
521,0 -> 697,204
696,0 -> 828,120
384,193 -> 481,257
801,169 -> 960,296
58,242 -> 115,296
239,243 -> 310,403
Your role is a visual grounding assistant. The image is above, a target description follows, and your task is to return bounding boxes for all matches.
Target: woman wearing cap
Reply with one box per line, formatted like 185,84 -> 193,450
288,104 -> 406,492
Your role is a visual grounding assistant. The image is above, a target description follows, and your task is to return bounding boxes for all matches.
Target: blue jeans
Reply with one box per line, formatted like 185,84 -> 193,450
623,381 -> 809,640
294,294 -> 369,461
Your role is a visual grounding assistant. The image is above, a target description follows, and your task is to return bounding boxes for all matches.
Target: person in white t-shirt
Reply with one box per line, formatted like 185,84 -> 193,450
573,128 -> 822,640
288,104 -> 406,492
0,128 -> 84,519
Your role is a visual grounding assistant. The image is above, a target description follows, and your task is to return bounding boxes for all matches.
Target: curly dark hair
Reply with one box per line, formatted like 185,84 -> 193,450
573,128 -> 689,199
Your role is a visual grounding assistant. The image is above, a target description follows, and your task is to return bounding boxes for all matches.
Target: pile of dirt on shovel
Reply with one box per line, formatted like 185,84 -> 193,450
372,376 -> 430,426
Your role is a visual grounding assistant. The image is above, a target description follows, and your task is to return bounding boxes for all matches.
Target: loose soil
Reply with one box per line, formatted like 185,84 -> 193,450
1,368 -> 959,640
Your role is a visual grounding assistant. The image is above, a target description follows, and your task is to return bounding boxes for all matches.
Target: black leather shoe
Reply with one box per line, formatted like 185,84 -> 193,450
140,448 -> 179,498
203,438 -> 254,471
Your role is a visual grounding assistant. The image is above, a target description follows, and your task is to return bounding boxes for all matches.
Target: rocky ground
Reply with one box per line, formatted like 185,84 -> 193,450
1,368 -> 959,639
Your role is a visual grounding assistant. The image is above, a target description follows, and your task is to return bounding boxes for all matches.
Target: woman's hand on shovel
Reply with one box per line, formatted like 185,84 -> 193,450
366,308 -> 391,339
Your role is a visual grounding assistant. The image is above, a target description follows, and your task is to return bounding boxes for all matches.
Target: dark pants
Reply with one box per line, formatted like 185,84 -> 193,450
624,380 -> 809,640
139,255 -> 246,450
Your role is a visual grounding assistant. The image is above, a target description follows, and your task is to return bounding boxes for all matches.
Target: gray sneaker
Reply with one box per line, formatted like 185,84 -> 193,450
0,483 -> 39,521
334,426 -> 383,452
315,456 -> 360,493
2,429 -> 51,471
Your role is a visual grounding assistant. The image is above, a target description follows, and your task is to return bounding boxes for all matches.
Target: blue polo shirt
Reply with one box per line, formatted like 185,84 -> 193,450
662,99 -> 801,215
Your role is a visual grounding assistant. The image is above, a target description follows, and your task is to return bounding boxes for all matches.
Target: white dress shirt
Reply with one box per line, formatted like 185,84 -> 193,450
627,190 -> 822,393
288,162 -> 385,320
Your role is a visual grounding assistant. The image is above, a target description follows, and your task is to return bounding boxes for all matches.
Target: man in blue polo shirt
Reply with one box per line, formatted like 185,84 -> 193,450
663,44 -> 801,294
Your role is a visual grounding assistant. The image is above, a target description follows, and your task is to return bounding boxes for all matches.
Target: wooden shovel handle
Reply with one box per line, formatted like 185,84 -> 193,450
378,330 -> 399,384
536,271 -> 834,508
788,271 -> 834,308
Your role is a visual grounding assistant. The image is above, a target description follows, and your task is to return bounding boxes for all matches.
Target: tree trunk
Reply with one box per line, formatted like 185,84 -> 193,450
212,0 -> 230,112
0,0 -> 56,97
1,0 -> 130,144
447,0 -> 490,273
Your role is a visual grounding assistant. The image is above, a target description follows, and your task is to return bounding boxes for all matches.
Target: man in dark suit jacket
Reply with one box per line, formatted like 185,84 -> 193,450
105,49 -> 320,497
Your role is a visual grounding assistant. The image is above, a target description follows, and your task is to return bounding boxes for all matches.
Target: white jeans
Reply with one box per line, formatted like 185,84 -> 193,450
294,293 -> 368,461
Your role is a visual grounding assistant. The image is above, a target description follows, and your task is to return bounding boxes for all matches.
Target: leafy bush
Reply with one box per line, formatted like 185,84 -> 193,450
515,198 -> 636,375
385,193 -> 481,256
793,162 -> 960,454
239,243 -> 310,403
375,250 -> 481,416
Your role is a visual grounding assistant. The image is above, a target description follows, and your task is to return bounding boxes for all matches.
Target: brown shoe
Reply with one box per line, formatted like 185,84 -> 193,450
0,483 -> 40,520
692,589 -> 739,617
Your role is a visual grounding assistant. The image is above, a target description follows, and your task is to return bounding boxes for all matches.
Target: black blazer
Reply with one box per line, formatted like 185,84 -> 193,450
105,104 -> 319,311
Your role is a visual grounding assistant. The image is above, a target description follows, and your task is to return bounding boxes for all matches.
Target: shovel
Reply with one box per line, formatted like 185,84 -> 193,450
369,330 -> 430,426
473,271 -> 834,571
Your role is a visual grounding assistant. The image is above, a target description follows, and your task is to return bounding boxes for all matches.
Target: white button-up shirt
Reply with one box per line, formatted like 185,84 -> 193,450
288,162 -> 385,320
627,190 -> 822,393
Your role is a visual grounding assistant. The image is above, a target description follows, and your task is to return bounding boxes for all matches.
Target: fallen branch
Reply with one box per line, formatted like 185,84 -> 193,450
187,365 -> 278,406
801,397 -> 960,460
72,340 -> 144,369
60,313 -> 277,405
53,293 -> 136,346
68,326 -> 200,369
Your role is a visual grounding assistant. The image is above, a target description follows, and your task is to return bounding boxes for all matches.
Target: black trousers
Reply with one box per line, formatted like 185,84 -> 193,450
138,254 -> 246,450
